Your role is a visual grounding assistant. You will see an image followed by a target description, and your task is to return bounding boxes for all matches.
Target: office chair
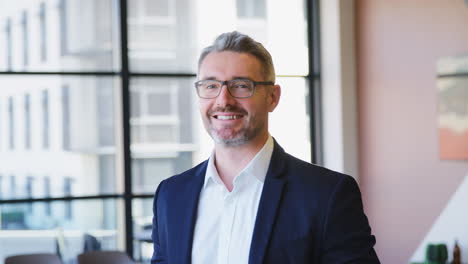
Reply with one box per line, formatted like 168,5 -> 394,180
5,253 -> 63,264
77,250 -> 134,264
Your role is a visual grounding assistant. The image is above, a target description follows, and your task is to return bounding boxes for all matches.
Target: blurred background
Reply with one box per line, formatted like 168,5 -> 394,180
0,0 -> 467,264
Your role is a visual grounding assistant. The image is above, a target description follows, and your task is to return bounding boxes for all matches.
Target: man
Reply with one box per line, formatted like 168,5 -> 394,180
151,31 -> 380,264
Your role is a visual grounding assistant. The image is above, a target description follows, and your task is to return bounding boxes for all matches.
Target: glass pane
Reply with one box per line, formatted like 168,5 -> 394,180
270,77 -> 311,162
0,0 -> 120,71
0,199 -> 124,264
0,76 -> 122,198
130,76 -> 311,195
128,0 -> 308,75
132,198 -> 153,263
130,77 -> 198,194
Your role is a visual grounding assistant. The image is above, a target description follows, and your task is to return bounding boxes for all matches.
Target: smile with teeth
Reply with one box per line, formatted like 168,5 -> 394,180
214,115 -> 243,120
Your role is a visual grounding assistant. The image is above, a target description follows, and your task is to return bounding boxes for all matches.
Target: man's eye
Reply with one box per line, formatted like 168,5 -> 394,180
205,84 -> 219,89
232,82 -> 250,89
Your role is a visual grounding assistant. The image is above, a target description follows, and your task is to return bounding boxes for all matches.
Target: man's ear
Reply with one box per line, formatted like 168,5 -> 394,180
267,84 -> 281,112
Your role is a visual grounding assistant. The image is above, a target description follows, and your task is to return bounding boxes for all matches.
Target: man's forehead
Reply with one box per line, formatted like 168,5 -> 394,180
198,51 -> 263,80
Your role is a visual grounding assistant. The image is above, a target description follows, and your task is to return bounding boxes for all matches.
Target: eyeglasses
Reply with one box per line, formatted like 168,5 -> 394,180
194,78 -> 274,99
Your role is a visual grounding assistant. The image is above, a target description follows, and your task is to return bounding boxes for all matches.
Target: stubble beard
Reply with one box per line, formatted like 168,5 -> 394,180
209,119 -> 264,147
204,106 -> 265,147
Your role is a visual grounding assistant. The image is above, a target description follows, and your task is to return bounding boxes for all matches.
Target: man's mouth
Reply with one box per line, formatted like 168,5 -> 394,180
213,114 -> 243,120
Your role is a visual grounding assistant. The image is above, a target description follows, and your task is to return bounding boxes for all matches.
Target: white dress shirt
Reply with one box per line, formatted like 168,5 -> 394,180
191,136 -> 274,264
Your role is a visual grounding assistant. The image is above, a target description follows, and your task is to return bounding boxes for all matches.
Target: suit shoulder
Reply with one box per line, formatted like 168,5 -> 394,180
283,152 -> 355,189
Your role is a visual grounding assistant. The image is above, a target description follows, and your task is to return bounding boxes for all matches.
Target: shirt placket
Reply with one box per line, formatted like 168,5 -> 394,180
217,188 -> 238,264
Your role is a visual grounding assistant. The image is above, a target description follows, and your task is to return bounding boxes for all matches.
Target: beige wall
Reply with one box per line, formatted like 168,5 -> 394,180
356,0 -> 468,263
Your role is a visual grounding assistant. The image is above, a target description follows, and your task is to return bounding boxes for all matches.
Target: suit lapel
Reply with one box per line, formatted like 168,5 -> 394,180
249,141 -> 287,264
170,161 -> 207,264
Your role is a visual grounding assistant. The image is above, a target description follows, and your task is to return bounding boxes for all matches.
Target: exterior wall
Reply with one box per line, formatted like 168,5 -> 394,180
356,0 -> 468,263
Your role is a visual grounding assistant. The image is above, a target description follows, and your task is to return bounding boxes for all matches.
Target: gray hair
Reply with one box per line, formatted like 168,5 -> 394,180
197,31 -> 276,82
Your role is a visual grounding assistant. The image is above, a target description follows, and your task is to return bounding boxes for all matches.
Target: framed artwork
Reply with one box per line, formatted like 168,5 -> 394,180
437,54 -> 468,160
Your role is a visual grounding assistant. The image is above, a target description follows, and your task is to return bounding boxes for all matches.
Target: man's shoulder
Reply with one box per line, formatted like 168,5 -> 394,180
281,151 -> 355,191
272,139 -> 351,187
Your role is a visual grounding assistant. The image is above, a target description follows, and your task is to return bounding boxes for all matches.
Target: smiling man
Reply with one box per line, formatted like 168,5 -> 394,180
151,31 -> 380,264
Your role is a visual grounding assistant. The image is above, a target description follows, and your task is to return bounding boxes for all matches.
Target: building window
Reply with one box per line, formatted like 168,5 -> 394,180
26,176 -> 34,212
24,94 -> 31,149
44,177 -> 51,216
236,0 -> 266,18
130,79 -> 180,144
128,0 -> 177,58
129,0 -> 171,18
42,90 -> 49,149
10,175 -> 16,198
39,2 -> 47,62
59,0 -> 67,55
21,10 -> 29,67
5,18 -> 12,70
97,85 -> 114,147
63,177 -> 73,219
99,155 -> 115,193
0,99 -> 2,150
62,85 -> 70,150
26,176 -> 34,198
0,175 -> 3,199
8,97 -> 14,150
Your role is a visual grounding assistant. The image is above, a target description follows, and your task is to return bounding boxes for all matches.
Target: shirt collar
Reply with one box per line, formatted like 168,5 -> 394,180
203,135 -> 274,190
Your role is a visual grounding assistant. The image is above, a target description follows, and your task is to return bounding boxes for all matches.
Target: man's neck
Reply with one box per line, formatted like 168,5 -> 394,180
214,133 -> 270,192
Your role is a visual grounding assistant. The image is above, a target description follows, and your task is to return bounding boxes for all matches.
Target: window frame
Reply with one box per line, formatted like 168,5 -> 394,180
0,0 -> 322,259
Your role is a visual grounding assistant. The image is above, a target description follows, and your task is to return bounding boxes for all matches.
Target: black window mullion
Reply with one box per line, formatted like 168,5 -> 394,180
306,0 -> 323,165
118,0 -> 134,259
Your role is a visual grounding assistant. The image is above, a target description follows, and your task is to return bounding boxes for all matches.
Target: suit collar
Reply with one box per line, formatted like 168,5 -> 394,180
171,161 -> 207,264
249,139 -> 288,264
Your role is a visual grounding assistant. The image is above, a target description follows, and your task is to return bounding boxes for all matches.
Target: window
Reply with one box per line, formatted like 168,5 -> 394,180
63,177 -> 73,220
5,18 -> 12,70
130,78 -> 180,144
59,0 -> 68,55
39,2 -> 47,62
0,0 -> 318,261
26,176 -> 34,212
42,90 -> 49,149
21,10 -> 29,67
0,175 -> 3,199
62,85 -> 70,150
44,176 -> 51,216
24,94 -> 31,149
127,0 -> 180,72
0,99 -> 2,150
97,85 -> 115,147
10,175 -> 16,198
8,97 -> 14,150
236,0 -> 266,18
26,176 -> 34,198
57,0 -> 117,70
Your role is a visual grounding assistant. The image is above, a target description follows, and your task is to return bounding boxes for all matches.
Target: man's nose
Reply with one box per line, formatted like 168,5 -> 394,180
215,84 -> 236,105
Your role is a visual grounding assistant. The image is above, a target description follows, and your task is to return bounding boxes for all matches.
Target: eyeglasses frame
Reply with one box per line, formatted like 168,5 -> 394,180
194,78 -> 275,99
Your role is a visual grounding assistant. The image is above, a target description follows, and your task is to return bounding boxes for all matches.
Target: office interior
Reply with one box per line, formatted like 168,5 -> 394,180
0,0 -> 467,263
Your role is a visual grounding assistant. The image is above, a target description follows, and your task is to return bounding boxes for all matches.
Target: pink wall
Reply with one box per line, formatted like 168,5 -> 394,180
356,1 -> 468,263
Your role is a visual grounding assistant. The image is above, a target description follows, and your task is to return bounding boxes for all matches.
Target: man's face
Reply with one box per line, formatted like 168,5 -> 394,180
197,51 -> 280,147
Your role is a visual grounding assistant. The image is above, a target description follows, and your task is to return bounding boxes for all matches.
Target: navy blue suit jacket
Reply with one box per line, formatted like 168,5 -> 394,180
151,141 -> 380,263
